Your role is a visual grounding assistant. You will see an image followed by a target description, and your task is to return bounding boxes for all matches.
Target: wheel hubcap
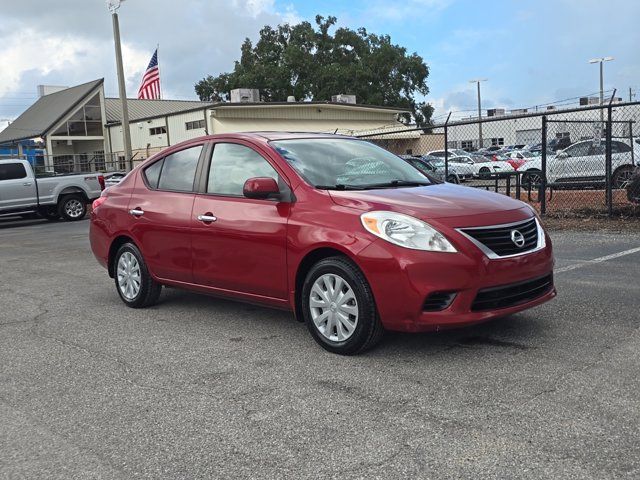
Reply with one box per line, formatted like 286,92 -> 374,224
117,252 -> 141,300
309,274 -> 358,342
65,199 -> 84,217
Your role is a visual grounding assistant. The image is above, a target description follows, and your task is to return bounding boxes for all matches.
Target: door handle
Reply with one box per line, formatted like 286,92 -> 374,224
23,182 -> 32,186
129,208 -> 144,217
197,214 -> 217,223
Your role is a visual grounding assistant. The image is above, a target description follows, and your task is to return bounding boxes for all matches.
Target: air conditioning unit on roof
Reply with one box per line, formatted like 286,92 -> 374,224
331,94 -> 356,104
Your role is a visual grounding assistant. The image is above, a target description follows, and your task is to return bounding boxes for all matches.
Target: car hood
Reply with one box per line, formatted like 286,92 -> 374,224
328,183 -> 528,220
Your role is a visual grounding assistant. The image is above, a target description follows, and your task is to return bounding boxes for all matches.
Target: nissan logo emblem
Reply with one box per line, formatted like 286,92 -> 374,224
511,229 -> 526,248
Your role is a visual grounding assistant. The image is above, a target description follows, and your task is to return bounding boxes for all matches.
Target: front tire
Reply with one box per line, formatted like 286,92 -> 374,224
301,256 -> 384,355
58,194 -> 87,221
446,174 -> 460,184
522,169 -> 542,189
612,165 -> 634,189
113,243 -> 162,308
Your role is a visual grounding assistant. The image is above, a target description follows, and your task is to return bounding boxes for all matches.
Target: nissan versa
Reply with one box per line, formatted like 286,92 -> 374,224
90,132 -> 556,354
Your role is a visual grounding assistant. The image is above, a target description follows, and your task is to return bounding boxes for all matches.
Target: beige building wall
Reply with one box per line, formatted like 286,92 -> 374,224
107,103 -> 405,159
367,133 -> 445,155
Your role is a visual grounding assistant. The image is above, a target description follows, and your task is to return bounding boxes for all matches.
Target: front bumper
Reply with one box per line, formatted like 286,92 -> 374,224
356,223 -> 555,332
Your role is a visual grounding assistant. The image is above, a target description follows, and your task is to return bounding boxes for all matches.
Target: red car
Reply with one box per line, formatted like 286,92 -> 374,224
90,133 -> 555,355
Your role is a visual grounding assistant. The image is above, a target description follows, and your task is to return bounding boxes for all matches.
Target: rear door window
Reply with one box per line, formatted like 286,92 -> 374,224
0,162 -> 27,181
154,145 -> 203,192
143,159 -> 164,189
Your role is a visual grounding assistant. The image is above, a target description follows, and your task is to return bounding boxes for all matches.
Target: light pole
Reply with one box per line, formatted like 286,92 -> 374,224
107,0 -> 133,170
589,56 -> 614,124
469,79 -> 487,148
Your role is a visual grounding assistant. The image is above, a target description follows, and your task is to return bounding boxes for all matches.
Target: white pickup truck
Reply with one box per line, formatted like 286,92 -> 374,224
0,159 -> 105,221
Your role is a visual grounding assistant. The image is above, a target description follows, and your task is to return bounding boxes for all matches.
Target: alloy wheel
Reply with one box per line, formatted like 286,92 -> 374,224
64,199 -> 85,218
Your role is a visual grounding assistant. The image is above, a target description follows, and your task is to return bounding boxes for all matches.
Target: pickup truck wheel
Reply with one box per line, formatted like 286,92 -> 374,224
301,256 -> 384,355
58,194 -> 87,221
114,243 -> 162,308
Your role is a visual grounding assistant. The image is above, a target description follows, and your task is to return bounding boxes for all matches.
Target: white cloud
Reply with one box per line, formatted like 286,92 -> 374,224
0,0 -> 301,123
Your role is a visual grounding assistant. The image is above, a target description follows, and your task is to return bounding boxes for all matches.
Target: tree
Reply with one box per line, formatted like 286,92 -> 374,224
195,15 -> 433,126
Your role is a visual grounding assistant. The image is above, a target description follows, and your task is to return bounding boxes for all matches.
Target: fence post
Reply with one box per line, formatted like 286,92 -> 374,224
606,105 -> 613,216
444,113 -> 451,179
541,115 -> 547,215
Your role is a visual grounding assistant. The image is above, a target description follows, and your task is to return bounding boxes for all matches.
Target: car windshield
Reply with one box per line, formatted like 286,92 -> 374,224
519,151 -> 535,158
471,156 -> 490,163
272,138 -> 431,189
452,149 -> 468,156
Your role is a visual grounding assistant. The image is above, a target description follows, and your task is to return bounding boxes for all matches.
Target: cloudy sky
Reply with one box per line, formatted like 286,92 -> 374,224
1,0 -> 638,131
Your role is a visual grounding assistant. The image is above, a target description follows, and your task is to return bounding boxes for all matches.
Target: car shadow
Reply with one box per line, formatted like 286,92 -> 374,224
153,287 -> 545,357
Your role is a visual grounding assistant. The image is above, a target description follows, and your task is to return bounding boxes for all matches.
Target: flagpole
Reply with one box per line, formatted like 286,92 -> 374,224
157,43 -> 162,100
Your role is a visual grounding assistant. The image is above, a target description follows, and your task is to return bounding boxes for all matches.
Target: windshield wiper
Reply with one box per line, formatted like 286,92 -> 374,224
357,180 -> 431,189
315,184 -> 368,190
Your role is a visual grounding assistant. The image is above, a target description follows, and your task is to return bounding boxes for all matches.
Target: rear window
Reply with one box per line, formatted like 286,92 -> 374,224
0,162 -> 27,181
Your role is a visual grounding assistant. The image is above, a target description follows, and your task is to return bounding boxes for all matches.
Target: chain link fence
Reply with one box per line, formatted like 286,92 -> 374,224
358,100 -> 640,218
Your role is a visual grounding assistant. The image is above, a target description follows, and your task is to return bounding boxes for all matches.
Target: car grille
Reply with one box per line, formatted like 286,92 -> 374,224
423,292 -> 457,311
471,274 -> 553,311
460,218 -> 539,257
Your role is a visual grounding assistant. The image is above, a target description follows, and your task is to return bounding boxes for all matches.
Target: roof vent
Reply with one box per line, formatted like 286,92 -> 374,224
331,94 -> 356,104
230,88 -> 260,103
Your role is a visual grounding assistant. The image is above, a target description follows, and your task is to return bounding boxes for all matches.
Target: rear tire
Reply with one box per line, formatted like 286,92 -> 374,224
301,256 -> 384,355
113,243 -> 162,308
58,194 -> 87,221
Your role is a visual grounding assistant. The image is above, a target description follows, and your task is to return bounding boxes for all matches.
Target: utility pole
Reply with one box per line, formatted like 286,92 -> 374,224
589,57 -> 614,125
108,0 -> 133,170
630,87 -> 636,103
469,79 -> 487,148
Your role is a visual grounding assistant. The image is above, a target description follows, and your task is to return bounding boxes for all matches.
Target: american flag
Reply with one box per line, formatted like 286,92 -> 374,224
137,49 -> 161,100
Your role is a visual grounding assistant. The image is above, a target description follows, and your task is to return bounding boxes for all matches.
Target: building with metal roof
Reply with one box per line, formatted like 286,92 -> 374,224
1,79 -> 409,172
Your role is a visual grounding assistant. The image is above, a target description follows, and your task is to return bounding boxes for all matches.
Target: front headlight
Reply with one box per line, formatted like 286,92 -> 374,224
360,211 -> 457,252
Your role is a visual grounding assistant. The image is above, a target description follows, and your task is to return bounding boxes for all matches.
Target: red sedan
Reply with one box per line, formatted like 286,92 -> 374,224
90,132 -> 555,355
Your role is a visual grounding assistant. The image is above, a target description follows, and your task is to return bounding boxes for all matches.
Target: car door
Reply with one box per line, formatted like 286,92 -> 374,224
191,141 -> 290,300
127,144 -> 205,283
554,141 -> 590,181
0,162 -> 38,211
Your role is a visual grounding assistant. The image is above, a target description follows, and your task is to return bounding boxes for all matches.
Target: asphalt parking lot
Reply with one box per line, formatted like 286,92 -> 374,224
1,218 -> 639,479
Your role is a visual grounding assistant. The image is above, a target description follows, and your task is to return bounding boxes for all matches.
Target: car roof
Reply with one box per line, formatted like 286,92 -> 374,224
220,131 -> 356,141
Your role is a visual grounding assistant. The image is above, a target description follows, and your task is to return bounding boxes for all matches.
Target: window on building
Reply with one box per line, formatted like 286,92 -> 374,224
53,155 -> 74,174
156,145 -> 203,192
556,132 -> 570,139
490,138 -> 504,146
51,93 -> 103,137
461,140 -> 475,150
149,126 -> 167,136
185,119 -> 205,130
93,151 -> 105,171
207,143 -> 278,196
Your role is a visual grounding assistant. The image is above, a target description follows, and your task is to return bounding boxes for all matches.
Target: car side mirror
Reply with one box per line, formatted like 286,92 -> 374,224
243,177 -> 280,199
